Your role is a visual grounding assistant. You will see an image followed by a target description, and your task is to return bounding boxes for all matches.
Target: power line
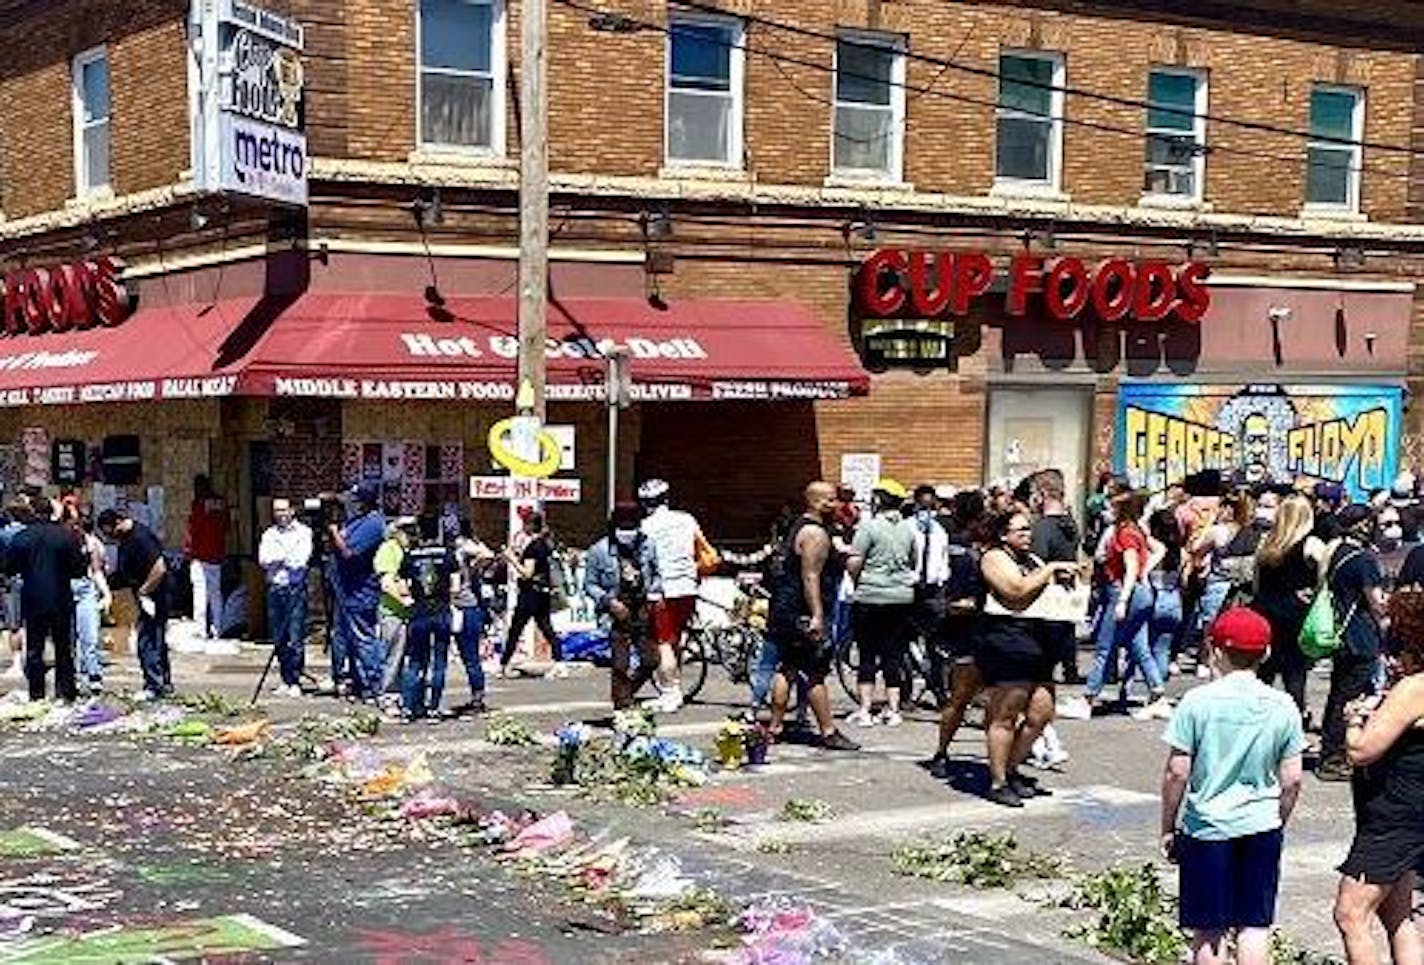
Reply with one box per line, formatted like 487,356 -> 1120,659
670,0 -> 1414,157
558,0 -> 1411,186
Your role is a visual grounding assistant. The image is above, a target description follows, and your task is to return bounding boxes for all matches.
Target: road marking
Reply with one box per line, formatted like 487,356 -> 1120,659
707,784 -> 1157,848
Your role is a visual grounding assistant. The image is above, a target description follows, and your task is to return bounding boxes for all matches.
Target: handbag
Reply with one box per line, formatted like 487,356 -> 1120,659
694,530 -> 721,577
982,552 -> 1090,624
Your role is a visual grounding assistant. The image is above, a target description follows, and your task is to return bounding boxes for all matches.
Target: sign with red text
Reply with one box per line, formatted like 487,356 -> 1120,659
854,249 -> 1211,324
469,475 -> 582,503
0,257 -> 133,336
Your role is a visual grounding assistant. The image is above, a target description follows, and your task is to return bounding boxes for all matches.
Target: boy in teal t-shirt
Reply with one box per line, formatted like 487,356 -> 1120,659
1160,606 -> 1306,965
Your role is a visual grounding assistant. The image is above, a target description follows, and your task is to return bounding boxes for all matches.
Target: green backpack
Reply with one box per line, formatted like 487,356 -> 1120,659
1298,549 -> 1362,661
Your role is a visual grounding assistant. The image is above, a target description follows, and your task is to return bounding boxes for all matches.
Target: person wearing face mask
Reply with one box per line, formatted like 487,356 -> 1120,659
584,503 -> 663,710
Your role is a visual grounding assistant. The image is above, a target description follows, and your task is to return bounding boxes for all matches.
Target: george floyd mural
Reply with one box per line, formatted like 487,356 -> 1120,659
1116,383 -> 1401,500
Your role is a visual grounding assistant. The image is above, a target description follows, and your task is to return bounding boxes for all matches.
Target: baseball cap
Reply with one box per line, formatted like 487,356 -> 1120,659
1313,481 -> 1345,506
1336,503 -> 1374,531
1209,607 -> 1272,653
349,480 -> 380,504
873,478 -> 908,501
637,478 -> 670,501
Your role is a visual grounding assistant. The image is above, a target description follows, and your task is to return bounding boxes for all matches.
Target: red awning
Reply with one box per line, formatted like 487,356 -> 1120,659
0,300 -> 248,408
239,294 -> 869,402
0,293 -> 868,405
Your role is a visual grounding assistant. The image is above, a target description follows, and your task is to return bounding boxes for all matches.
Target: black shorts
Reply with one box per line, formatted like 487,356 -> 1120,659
769,626 -> 833,680
976,643 -> 1053,688
942,612 -> 978,662
1178,829 -> 1283,930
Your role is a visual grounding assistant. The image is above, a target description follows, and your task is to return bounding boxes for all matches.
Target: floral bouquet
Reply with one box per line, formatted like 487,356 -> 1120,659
553,722 -> 591,785
715,718 -> 748,770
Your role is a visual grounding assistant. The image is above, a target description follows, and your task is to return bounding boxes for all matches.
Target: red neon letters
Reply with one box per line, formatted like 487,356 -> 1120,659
856,249 -> 1211,324
0,257 -> 133,336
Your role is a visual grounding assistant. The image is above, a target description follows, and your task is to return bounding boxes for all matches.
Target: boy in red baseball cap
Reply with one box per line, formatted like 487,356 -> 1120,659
1160,606 -> 1306,965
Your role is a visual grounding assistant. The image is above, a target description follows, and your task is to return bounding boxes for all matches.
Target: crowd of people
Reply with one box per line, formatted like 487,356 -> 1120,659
9,459 -> 1424,962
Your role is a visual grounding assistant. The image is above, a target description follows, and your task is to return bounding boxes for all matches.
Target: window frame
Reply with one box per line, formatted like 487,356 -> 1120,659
664,12 -> 745,169
1304,83 -> 1364,213
1141,66 -> 1207,204
414,0 -> 507,155
993,49 -> 1065,191
71,46 -> 111,197
829,29 -> 906,183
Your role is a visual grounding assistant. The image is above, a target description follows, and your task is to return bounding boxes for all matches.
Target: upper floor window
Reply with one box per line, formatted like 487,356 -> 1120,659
666,16 -> 743,166
995,51 -> 1063,188
418,0 -> 505,151
1306,85 -> 1363,210
832,32 -> 905,181
73,47 -> 110,196
1143,68 -> 1206,200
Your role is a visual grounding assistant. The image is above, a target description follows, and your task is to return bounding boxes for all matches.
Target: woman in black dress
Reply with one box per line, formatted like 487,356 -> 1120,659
1333,588 -> 1424,964
978,510 -> 1077,808
1254,495 -> 1324,714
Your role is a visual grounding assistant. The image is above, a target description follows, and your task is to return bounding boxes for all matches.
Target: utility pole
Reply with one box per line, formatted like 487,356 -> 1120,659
517,0 -> 548,421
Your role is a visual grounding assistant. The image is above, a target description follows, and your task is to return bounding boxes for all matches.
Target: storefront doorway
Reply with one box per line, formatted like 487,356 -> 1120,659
985,386 -> 1092,514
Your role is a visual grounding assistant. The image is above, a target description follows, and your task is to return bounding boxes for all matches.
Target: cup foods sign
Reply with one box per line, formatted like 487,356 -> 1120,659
192,0 -> 307,206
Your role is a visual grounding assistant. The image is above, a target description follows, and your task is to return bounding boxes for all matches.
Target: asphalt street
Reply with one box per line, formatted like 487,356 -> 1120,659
0,641 -> 1368,963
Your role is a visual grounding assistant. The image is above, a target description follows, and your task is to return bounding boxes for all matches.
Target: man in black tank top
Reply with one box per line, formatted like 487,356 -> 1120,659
767,481 -> 860,752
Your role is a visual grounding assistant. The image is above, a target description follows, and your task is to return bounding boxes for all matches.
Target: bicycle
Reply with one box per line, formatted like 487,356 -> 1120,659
681,577 -> 770,703
834,629 -> 945,711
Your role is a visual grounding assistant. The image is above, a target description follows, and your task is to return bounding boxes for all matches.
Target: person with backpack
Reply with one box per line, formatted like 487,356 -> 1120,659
1317,504 -> 1390,782
584,503 -> 662,710
398,515 -> 459,721
1254,495 -> 1325,716
499,512 -> 565,674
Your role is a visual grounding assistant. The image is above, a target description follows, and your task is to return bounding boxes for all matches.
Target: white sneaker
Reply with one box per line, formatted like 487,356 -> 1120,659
1056,696 -> 1093,721
270,681 -> 288,694
316,675 -> 337,694
134,689 -> 158,704
543,663 -> 572,680
659,687 -> 684,713
284,684 -> 304,699
0,654 -> 21,682
1168,661 -> 1182,677
1196,664 -> 1212,679
1133,697 -> 1174,722
848,709 -> 876,727
880,709 -> 904,727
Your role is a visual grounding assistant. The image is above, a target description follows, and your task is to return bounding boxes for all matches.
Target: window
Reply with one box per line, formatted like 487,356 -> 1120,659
995,51 -> 1064,187
666,16 -> 743,166
832,33 -> 905,180
1306,85 -> 1363,209
418,0 -> 504,151
1143,69 -> 1206,199
72,48 -> 110,195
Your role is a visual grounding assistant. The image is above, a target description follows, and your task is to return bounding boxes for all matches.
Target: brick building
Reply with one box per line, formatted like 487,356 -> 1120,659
0,0 -> 1422,552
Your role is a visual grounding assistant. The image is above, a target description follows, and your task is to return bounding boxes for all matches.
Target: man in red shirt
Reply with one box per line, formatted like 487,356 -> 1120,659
185,474 -> 229,639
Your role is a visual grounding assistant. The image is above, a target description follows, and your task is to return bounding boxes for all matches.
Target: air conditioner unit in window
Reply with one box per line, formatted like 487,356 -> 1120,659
1159,135 -> 1199,165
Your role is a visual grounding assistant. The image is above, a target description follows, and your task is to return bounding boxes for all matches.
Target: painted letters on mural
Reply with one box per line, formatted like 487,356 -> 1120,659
1115,383 -> 1400,500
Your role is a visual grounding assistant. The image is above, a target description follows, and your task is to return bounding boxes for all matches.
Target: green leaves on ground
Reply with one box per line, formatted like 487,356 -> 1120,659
485,713 -> 540,747
777,799 -> 834,823
892,830 -> 1063,889
1059,863 -> 1185,964
1270,931 -> 1346,965
175,691 -> 246,719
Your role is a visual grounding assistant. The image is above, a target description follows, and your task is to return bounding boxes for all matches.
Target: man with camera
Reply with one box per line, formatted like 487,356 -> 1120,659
327,481 -> 387,701
584,503 -> 662,710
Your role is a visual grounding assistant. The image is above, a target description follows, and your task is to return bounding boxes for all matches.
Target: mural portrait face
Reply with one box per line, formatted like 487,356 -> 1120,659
1241,413 -> 1270,483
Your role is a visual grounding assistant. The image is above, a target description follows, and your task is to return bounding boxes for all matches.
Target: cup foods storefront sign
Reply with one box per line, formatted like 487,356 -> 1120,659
192,0 -> 307,206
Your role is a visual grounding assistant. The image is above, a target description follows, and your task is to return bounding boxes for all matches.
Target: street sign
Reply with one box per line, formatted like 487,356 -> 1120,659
470,476 -> 582,502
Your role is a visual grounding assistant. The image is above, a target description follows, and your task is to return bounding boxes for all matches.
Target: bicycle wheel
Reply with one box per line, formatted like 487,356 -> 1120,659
835,636 -> 861,704
680,628 -> 712,702
902,636 -> 936,710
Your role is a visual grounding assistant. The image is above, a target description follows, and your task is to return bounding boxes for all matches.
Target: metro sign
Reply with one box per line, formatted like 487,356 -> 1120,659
0,257 -> 133,336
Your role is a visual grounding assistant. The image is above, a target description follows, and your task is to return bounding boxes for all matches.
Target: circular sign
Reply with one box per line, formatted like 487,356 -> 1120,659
488,418 -> 562,479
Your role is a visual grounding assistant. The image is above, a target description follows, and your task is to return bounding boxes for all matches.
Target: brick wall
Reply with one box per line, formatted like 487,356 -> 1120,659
1,1 -> 1417,223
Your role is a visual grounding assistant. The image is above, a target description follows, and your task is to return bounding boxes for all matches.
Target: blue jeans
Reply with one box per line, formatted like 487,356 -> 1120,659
267,583 -> 308,687
136,596 -> 172,695
1196,577 -> 1232,633
456,606 -> 488,699
751,634 -> 780,706
327,576 -> 349,685
1086,583 -> 1164,698
1148,584 -> 1183,683
72,578 -> 102,682
339,600 -> 382,698
402,608 -> 452,716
